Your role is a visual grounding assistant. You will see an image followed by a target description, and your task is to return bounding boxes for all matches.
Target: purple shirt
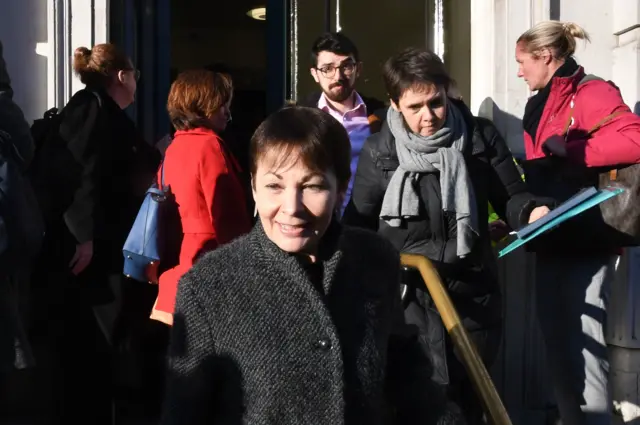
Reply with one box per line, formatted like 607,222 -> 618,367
318,92 -> 371,213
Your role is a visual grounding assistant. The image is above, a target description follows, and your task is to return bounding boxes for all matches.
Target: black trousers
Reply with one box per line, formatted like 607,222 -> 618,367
402,268 -> 503,425
445,325 -> 503,425
112,279 -> 170,422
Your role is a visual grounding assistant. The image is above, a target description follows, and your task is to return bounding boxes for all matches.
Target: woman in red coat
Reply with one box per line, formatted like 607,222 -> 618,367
151,69 -> 252,325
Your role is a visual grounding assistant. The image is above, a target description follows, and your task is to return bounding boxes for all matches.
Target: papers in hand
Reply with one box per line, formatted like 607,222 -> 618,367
498,187 -> 625,258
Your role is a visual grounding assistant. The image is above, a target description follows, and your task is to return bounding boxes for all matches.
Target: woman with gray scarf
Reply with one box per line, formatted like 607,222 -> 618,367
343,47 -> 550,424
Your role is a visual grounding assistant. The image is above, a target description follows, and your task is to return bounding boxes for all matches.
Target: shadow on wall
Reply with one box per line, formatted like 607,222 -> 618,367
478,97 -> 526,160
0,0 -> 48,123
634,102 -> 640,116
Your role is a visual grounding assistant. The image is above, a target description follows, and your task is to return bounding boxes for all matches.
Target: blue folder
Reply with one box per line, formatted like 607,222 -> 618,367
498,187 -> 625,258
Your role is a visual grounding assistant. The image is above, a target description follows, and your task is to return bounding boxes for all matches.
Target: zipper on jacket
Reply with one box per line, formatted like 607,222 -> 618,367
439,212 -> 447,264
429,175 -> 448,265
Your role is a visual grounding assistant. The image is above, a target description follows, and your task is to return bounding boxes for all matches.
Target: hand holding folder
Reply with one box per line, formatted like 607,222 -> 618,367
498,187 -> 625,258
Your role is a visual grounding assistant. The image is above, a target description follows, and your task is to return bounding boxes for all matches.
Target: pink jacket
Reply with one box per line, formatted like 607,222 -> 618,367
524,67 -> 640,166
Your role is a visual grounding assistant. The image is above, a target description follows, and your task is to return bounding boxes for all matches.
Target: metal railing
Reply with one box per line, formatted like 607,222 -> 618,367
614,24 -> 640,37
400,253 -> 513,425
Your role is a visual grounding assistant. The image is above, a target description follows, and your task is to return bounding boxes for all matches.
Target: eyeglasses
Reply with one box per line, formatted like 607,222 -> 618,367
315,62 -> 357,78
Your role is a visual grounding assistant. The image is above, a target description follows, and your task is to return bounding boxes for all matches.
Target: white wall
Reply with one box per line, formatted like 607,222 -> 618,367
470,0 -> 640,157
611,0 -> 640,110
0,0 -> 49,124
0,0 -> 108,124
468,2 -> 640,421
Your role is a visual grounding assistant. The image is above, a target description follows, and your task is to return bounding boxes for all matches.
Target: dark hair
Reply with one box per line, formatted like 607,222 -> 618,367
167,69 -> 233,131
72,43 -> 131,88
383,47 -> 452,104
250,106 -> 351,192
310,32 -> 359,67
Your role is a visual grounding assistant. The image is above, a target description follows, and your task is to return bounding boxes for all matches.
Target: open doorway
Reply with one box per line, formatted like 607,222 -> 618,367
170,0 -> 268,170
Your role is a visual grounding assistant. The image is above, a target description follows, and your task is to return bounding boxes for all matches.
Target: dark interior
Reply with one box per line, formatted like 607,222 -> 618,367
171,0 -> 268,170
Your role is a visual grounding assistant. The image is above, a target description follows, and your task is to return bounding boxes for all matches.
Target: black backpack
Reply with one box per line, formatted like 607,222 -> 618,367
0,129 -> 45,271
28,106 -> 69,225
28,92 -> 103,224
30,106 -> 61,152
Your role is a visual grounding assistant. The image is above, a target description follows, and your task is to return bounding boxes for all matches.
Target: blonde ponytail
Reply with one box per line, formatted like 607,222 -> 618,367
517,20 -> 590,59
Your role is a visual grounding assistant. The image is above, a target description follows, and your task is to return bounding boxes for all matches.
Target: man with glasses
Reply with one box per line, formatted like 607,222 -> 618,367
299,32 -> 384,214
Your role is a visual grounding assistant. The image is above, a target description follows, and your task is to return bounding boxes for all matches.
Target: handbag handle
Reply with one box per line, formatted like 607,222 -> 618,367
158,161 -> 167,189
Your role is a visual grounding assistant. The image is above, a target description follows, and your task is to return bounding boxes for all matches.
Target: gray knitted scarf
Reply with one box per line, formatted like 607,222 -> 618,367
380,104 -> 479,257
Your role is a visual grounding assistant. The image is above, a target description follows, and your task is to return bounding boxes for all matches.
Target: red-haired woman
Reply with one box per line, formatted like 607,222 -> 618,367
150,69 -> 252,326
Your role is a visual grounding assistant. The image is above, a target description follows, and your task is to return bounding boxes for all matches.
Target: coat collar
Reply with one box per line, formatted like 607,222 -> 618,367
173,127 -> 220,138
250,219 -> 345,295
549,65 -> 585,96
449,98 -> 486,156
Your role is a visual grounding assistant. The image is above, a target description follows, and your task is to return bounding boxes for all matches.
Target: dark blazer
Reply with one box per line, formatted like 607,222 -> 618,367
32,88 -> 160,304
161,221 -> 463,425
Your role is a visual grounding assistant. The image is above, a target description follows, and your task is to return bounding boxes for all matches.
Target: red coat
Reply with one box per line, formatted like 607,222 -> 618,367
152,128 -> 251,324
524,67 -> 640,166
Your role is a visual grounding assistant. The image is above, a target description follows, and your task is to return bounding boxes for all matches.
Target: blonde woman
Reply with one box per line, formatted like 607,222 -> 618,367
515,21 -> 640,425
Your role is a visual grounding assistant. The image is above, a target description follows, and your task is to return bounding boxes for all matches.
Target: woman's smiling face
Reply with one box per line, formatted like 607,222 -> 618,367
252,150 -> 342,261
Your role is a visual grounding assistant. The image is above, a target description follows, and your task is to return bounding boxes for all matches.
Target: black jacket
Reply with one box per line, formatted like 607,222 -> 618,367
0,41 -> 37,372
32,88 -> 160,304
161,221 -> 463,425
343,100 -> 544,327
342,101 -> 548,386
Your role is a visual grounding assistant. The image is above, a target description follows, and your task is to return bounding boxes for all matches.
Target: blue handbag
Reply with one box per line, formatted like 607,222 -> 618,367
122,162 -> 182,283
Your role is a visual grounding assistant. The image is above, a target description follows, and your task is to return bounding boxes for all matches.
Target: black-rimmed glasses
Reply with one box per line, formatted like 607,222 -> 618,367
315,62 -> 356,78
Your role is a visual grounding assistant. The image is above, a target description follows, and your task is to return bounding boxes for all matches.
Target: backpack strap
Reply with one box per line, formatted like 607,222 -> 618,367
563,74 -> 620,136
564,74 -> 627,181
90,90 -> 103,108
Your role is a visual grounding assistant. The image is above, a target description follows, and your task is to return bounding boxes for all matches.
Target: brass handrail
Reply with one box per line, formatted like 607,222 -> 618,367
400,253 -> 512,425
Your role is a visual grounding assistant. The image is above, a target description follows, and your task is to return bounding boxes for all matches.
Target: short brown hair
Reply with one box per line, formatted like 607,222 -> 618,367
250,106 -> 351,192
383,47 -> 452,104
167,69 -> 233,131
73,43 -> 131,88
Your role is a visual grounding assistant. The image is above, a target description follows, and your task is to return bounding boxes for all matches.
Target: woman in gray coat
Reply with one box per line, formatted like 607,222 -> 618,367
161,106 -> 463,425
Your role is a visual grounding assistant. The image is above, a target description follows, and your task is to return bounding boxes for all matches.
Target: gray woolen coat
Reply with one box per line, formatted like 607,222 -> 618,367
161,220 -> 464,425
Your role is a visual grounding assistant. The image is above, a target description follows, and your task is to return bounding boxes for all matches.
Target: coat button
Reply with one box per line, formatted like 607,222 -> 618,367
314,338 -> 332,351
